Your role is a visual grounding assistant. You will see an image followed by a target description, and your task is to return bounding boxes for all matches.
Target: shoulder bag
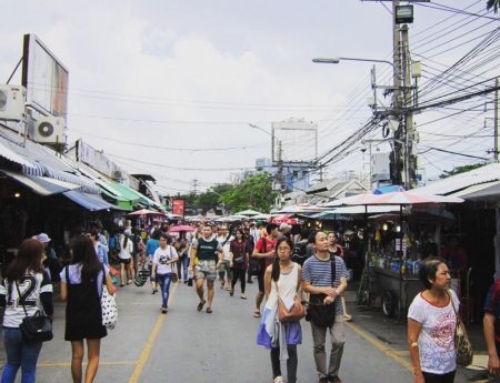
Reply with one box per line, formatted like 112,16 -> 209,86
170,247 -> 179,283
449,291 -> 473,366
306,257 -> 337,328
99,266 -> 118,330
276,271 -> 306,322
15,282 -> 53,344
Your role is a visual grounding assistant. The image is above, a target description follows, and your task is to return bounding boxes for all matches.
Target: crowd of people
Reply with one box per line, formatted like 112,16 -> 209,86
4,217 -> 500,383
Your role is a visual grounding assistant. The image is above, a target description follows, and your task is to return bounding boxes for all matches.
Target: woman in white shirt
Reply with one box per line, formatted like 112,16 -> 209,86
408,257 -> 468,383
118,230 -> 134,287
151,233 -> 178,314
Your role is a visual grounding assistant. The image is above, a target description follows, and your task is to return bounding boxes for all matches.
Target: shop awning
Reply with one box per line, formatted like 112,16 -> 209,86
109,181 -> 164,210
63,190 -> 125,212
1,169 -> 80,196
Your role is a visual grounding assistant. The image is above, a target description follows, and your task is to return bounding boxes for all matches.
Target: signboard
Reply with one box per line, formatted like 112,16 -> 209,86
172,199 -> 185,216
272,118 -> 318,165
21,34 -> 69,117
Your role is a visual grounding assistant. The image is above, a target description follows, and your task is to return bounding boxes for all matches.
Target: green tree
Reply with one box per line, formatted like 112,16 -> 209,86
487,0 -> 499,13
220,173 -> 276,213
439,163 -> 487,179
195,183 -> 234,214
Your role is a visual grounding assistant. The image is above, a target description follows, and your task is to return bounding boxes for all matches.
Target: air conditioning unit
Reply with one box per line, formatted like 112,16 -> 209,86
0,85 -> 26,121
33,116 -> 67,144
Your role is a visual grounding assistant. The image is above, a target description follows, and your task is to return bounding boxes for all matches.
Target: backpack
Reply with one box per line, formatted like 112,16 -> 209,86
291,241 -> 308,266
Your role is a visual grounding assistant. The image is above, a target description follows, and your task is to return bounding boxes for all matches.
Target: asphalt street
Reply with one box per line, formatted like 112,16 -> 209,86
0,277 -> 472,383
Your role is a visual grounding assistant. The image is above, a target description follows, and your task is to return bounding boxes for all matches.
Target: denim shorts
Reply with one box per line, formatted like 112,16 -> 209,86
194,260 -> 217,281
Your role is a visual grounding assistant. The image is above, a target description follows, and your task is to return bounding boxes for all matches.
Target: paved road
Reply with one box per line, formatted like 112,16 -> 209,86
4,279 -> 421,382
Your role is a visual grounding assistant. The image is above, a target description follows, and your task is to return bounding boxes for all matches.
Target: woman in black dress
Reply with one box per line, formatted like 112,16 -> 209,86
60,234 -> 114,383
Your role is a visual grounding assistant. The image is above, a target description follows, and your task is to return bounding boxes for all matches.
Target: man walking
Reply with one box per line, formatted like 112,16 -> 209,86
302,231 -> 349,383
189,225 -> 222,313
252,223 -> 279,318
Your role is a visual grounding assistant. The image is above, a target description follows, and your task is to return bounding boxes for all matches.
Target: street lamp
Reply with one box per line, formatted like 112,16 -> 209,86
248,123 -> 272,136
312,55 -> 412,189
312,57 -> 396,72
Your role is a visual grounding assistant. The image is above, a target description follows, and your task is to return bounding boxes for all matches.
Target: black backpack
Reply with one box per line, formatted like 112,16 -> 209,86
291,241 -> 308,265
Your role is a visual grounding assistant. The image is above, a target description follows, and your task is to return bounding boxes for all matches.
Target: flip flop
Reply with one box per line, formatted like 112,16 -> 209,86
197,300 -> 206,312
206,307 -> 212,314
253,311 -> 261,318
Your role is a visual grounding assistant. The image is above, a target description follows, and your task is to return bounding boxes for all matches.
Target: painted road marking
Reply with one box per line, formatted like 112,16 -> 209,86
127,282 -> 178,383
345,321 -> 413,371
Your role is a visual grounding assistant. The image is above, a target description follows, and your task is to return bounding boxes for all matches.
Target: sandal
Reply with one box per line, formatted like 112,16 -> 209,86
253,310 -> 261,318
197,300 -> 206,312
206,307 -> 212,314
273,376 -> 284,383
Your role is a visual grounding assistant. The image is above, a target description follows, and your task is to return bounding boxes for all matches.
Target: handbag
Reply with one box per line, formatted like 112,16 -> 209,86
449,291 -> 474,366
275,264 -> 306,323
171,261 -> 179,283
15,283 -> 53,343
100,267 -> 118,330
276,284 -> 306,322
306,257 -> 338,328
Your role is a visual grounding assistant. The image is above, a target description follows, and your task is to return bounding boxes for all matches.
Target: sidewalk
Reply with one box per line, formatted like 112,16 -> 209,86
344,288 -> 491,383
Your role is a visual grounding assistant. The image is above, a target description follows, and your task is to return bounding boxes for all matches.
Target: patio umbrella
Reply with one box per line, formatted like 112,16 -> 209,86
344,190 -> 463,206
168,224 -> 196,233
127,208 -> 165,216
233,209 -> 262,216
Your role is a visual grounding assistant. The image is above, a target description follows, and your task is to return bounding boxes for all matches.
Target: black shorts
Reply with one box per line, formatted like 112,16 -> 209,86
119,258 -> 131,265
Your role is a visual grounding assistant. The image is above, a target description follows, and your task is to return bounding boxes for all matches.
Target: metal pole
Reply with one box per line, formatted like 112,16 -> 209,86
495,78 -> 499,161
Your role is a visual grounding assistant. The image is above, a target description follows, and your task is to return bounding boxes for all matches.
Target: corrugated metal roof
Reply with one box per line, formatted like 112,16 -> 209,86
414,163 -> 500,196
0,129 -> 98,193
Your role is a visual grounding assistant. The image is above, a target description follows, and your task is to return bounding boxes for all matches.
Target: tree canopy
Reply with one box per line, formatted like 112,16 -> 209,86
219,173 -> 276,213
439,163 -> 487,179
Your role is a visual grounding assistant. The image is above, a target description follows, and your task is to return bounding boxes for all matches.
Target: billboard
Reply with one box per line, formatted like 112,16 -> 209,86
272,118 -> 318,165
172,199 -> 185,216
21,34 -> 69,117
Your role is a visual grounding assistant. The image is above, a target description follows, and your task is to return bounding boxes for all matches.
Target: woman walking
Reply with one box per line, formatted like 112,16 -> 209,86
257,237 -> 302,383
60,234 -> 114,383
229,229 -> 249,299
118,230 -> 134,287
151,234 -> 179,314
0,238 -> 53,383
408,257 -> 468,383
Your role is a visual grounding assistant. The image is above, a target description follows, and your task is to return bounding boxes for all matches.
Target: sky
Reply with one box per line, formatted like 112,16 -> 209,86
1,0 -> 499,196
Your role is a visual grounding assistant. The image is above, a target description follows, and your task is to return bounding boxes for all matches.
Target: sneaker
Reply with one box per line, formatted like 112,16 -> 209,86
241,293 -> 247,300
343,314 -> 353,322
120,284 -> 125,288
127,280 -> 133,284
151,289 -> 158,294
161,307 -> 168,314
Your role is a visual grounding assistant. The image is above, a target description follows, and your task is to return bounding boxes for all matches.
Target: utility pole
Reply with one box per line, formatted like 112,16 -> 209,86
401,24 -> 414,189
495,78 -> 499,161
191,178 -> 199,195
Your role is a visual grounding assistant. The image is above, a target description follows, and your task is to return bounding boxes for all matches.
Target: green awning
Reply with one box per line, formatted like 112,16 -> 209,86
99,187 -> 134,211
108,181 -> 163,210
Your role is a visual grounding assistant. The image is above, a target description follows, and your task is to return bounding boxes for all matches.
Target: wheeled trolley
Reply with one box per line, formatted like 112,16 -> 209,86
372,267 -> 422,317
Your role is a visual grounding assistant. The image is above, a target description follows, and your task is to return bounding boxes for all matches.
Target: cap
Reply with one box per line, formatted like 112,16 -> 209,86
37,233 -> 51,243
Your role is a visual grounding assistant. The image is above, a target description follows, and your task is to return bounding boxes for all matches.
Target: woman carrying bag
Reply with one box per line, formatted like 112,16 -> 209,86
256,237 -> 303,383
60,234 -> 114,383
408,257 -> 470,383
0,238 -> 53,383
151,233 -> 178,314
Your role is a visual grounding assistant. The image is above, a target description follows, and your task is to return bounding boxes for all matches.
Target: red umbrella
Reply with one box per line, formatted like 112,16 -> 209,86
168,225 -> 196,233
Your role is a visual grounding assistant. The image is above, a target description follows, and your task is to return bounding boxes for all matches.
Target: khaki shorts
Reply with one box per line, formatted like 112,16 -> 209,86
194,260 -> 217,282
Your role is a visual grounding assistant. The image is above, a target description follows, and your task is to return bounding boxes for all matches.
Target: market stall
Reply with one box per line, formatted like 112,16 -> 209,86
335,190 -> 464,318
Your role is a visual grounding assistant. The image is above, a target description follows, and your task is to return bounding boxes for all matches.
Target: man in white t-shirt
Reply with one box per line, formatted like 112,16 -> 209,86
217,225 -> 234,290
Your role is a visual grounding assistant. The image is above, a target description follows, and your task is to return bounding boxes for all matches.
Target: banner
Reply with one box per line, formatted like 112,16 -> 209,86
172,199 -> 185,216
